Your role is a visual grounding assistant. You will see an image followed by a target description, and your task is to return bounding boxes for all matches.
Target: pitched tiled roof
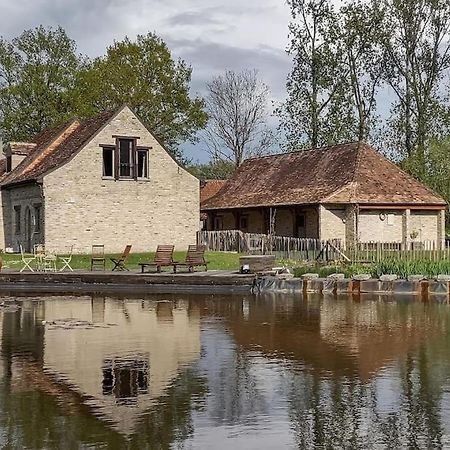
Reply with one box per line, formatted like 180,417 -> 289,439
201,143 -> 446,210
200,180 -> 227,205
200,179 -> 227,220
1,110 -> 116,187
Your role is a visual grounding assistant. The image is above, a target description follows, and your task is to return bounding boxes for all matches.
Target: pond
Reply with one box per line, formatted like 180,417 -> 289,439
0,292 -> 450,449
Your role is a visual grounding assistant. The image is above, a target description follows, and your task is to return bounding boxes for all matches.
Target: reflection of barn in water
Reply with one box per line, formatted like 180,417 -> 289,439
216,294 -> 441,381
0,295 -> 201,436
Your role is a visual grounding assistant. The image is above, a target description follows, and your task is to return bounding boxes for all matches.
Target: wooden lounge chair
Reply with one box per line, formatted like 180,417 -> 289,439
91,244 -> 106,271
111,245 -> 132,271
173,245 -> 208,273
139,245 -> 175,273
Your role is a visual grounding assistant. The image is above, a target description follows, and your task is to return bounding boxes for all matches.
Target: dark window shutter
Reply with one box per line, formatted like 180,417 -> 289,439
132,139 -> 137,180
114,139 -> 119,180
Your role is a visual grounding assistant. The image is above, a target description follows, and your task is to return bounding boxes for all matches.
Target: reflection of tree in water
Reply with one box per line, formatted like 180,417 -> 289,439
206,344 -> 268,425
222,296 -> 450,449
129,368 -> 208,449
286,346 -> 446,448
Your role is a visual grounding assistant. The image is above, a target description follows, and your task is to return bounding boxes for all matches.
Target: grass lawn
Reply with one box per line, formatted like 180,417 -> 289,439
1,251 -> 242,272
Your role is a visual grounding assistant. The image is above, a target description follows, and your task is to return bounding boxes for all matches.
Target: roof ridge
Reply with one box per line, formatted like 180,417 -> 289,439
243,141 -> 361,163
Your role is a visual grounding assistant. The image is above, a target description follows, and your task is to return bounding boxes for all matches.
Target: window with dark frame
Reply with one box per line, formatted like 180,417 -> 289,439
14,205 -> 21,234
240,215 -> 248,230
119,139 -> 134,178
102,147 -> 114,177
101,139 -> 150,180
137,149 -> 148,178
214,216 -> 224,230
34,204 -> 41,233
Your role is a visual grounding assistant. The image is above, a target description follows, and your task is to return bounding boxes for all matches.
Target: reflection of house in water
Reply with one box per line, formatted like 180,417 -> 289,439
1,296 -> 201,436
226,294 -> 440,381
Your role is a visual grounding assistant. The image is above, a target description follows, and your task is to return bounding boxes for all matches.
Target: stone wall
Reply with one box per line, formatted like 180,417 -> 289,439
319,206 -> 346,245
42,107 -> 199,253
358,208 -> 442,246
358,210 -> 403,243
410,211 -> 439,243
274,209 -> 292,236
1,184 -> 44,252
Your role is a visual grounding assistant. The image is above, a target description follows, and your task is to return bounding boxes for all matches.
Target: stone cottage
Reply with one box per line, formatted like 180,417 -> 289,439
201,143 -> 447,249
0,105 -> 199,253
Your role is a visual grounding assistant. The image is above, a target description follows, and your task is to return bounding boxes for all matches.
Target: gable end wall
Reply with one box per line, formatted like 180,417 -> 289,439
42,107 -> 199,253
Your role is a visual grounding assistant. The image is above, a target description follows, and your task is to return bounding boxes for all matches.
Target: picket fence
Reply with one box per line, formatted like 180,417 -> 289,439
348,240 -> 450,263
197,230 -> 343,261
198,231 -> 450,263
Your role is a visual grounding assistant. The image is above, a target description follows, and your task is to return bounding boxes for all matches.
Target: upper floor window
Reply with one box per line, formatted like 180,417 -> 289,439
119,139 -> 134,178
101,138 -> 149,180
137,148 -> 148,178
103,147 -> 114,177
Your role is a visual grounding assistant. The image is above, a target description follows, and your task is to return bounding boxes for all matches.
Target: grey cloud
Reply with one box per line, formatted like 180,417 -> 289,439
166,37 -> 291,100
165,11 -> 223,27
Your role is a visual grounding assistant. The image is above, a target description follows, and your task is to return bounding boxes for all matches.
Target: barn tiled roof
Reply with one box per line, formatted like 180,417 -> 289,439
201,142 -> 446,210
1,110 -> 116,187
200,180 -> 227,205
200,179 -> 227,220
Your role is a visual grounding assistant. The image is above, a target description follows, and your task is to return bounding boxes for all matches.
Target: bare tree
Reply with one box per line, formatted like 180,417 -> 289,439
204,70 -> 274,169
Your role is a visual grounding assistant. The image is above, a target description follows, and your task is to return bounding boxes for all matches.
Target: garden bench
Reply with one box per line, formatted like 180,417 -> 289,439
139,245 -> 175,273
172,245 -> 208,273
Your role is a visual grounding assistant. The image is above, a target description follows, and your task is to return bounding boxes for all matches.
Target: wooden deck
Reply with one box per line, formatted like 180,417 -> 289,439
0,270 -> 255,294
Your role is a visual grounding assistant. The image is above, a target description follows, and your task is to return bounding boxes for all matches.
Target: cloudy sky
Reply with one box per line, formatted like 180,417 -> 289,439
0,0 -> 293,161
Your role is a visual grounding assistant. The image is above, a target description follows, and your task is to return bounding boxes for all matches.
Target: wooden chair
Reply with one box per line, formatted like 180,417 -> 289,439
59,245 -> 74,272
173,245 -> 208,273
33,244 -> 46,271
110,245 -> 132,271
20,244 -> 36,272
139,245 -> 175,273
91,244 -> 105,271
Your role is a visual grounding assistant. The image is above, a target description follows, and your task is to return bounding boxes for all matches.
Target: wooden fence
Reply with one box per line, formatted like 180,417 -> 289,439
348,240 -> 450,263
199,232 -> 450,263
197,230 -> 343,261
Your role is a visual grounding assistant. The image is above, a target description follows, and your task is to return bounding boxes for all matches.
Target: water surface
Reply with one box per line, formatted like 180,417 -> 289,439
0,292 -> 450,449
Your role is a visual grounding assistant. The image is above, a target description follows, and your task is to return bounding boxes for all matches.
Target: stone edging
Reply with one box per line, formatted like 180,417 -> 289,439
253,276 -> 450,297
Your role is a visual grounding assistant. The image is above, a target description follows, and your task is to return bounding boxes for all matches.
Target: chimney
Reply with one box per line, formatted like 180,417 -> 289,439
4,142 -> 37,172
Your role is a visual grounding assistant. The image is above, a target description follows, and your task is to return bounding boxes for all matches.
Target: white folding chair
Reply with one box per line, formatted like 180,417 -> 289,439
20,244 -> 36,272
59,245 -> 74,272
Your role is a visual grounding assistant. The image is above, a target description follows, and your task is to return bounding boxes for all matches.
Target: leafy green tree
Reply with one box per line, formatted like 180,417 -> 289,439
338,0 -> 384,143
188,159 -> 235,180
379,0 -> 450,177
422,137 -> 450,206
0,26 -> 84,142
75,33 -> 207,160
278,0 -> 356,150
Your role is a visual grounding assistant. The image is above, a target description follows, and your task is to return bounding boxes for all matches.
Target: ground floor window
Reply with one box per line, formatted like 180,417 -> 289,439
239,215 -> 248,230
214,216 -> 223,230
14,205 -> 21,234
33,204 -> 42,232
